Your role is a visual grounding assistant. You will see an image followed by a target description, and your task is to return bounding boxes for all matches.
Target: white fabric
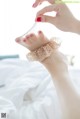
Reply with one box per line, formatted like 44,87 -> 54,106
0,59 -> 80,119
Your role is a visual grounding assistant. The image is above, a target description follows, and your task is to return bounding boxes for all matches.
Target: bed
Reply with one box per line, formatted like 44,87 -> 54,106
0,58 -> 80,119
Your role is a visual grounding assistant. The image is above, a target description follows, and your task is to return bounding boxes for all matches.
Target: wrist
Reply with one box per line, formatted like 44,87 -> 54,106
42,52 -> 69,78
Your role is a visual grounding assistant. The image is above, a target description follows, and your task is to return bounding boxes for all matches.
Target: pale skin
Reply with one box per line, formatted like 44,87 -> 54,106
33,0 -> 80,34
15,31 -> 80,119
15,1 -> 80,118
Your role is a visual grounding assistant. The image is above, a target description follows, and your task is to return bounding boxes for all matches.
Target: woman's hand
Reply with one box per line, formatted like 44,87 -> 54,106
32,0 -> 54,7
35,3 -> 78,32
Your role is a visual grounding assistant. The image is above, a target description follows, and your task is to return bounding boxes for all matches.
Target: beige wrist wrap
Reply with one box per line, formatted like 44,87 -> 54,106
27,39 -> 60,62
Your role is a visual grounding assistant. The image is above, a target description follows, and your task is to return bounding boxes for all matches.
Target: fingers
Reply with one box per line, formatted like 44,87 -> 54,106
27,34 -> 37,44
32,0 -> 42,8
47,0 -> 55,4
32,0 -> 55,8
15,37 -> 24,48
38,31 -> 45,41
38,31 -> 49,44
15,37 -> 30,47
15,31 -> 49,52
36,15 -> 57,26
35,4 -> 60,26
36,4 -> 58,17
15,31 -> 45,47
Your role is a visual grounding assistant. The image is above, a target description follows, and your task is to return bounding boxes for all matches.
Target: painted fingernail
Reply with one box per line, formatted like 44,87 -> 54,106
32,3 -> 35,7
39,2 -> 42,5
38,31 -> 42,34
23,39 -> 26,42
36,17 -> 42,22
15,37 -> 20,42
30,34 -> 33,37
32,3 -> 37,7
26,36 -> 29,39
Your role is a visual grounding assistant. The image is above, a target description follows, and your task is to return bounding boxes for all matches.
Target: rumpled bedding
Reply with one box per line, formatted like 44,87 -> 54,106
0,59 -> 80,119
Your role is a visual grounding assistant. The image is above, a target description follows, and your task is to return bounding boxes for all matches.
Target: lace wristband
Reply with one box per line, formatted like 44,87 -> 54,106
27,39 -> 60,62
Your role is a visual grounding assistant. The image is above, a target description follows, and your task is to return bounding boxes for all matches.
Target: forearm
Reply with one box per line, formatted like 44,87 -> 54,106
42,55 -> 80,118
42,55 -> 79,104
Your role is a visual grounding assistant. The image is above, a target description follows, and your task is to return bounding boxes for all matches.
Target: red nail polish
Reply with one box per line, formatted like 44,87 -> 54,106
39,31 -> 42,34
15,38 -> 20,42
30,34 -> 33,37
36,17 -> 42,22
32,3 -> 35,7
26,36 -> 29,39
23,39 -> 26,42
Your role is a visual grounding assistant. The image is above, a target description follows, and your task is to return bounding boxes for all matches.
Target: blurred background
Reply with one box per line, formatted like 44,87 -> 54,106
0,0 -> 80,68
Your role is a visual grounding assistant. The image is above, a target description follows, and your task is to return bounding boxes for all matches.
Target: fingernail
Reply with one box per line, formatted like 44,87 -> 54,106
32,3 -> 35,7
30,34 -> 33,37
23,39 -> 26,42
38,31 -> 42,34
36,17 -> 42,22
26,36 -> 29,39
15,37 -> 20,42
39,2 -> 42,5
32,3 -> 37,8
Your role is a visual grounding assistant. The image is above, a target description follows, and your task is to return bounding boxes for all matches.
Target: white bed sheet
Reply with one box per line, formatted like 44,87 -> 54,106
0,59 -> 80,119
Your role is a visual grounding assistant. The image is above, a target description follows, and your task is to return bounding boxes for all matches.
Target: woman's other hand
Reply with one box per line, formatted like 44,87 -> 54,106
32,0 -> 54,8
35,3 -> 78,32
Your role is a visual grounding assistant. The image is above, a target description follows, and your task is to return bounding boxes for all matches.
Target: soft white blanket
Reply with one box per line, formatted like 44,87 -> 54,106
0,59 -> 80,119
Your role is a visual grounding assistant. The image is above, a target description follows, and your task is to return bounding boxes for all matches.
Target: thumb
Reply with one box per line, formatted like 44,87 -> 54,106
35,15 -> 57,26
